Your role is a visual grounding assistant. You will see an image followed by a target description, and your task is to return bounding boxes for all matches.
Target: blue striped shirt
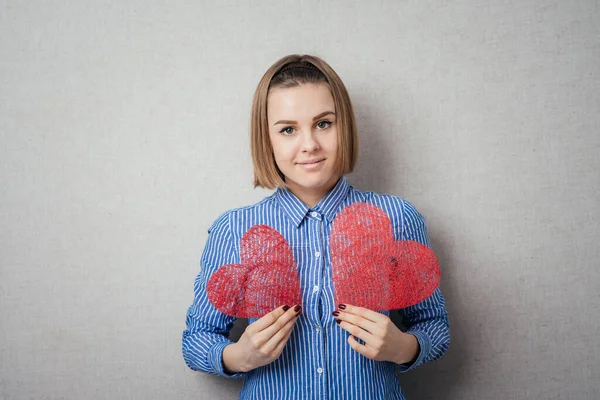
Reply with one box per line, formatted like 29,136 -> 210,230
182,176 -> 450,399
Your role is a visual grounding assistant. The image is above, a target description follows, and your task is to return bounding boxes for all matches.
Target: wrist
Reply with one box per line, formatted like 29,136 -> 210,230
396,332 -> 420,365
223,342 -> 248,374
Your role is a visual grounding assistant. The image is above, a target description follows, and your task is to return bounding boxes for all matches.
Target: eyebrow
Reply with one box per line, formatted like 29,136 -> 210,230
273,111 -> 336,126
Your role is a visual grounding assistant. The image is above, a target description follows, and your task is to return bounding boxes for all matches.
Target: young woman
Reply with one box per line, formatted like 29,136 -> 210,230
182,54 -> 450,399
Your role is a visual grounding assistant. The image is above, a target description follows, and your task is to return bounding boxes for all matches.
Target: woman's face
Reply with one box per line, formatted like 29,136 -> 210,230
267,82 -> 339,201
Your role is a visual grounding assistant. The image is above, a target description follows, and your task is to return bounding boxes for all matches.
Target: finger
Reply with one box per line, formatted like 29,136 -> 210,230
248,304 -> 291,333
348,335 -> 373,358
334,309 -> 380,335
262,312 -> 299,354
257,304 -> 301,341
271,317 -> 298,357
337,304 -> 387,324
337,318 -> 377,344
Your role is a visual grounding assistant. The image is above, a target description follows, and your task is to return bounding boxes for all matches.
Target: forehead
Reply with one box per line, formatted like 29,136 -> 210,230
267,83 -> 335,120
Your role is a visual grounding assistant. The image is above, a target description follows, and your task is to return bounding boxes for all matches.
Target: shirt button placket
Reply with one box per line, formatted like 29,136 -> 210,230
310,210 -> 327,396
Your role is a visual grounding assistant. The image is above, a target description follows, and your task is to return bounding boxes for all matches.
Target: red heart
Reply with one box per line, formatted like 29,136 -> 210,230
207,224 -> 301,319
330,202 -> 440,310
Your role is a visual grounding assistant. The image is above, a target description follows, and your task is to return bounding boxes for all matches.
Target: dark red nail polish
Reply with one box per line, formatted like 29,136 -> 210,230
294,305 -> 301,313
283,305 -> 290,311
336,319 -> 341,324
338,304 -> 346,310
332,311 -> 340,317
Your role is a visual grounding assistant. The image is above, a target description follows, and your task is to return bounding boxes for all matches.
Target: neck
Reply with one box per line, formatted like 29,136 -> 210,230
286,174 -> 341,208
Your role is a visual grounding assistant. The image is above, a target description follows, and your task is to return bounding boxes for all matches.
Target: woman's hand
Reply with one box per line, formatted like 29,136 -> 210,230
333,304 -> 419,365
223,304 -> 301,373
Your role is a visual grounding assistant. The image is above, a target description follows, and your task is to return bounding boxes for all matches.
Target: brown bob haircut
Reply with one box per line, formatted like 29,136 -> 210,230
251,54 -> 359,189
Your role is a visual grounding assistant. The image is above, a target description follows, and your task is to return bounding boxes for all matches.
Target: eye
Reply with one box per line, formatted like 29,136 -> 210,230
316,120 -> 332,129
279,126 -> 295,135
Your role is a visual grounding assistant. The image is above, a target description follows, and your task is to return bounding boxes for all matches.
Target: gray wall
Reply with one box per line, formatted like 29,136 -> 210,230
1,1 -> 599,399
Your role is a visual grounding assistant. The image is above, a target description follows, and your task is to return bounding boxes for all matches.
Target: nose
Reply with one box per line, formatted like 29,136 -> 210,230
300,130 -> 320,153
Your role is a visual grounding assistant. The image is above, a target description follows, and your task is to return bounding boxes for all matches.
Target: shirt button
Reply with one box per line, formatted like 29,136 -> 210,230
313,285 -> 319,293
317,367 -> 323,374
315,251 -> 321,258
310,211 -> 318,218
316,326 -> 321,332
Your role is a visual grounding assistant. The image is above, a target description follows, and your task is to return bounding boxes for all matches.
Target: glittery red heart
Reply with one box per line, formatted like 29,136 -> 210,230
207,225 -> 301,319
330,202 -> 440,310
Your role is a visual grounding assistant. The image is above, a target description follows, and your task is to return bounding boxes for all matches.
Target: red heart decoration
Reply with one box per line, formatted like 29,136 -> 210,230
207,225 -> 301,319
330,202 -> 440,310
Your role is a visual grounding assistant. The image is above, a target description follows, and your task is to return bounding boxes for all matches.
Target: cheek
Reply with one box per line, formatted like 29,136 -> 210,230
270,137 -> 292,163
271,137 -> 299,162
326,129 -> 339,152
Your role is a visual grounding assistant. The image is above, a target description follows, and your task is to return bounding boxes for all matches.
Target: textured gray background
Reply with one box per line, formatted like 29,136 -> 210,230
1,1 -> 599,399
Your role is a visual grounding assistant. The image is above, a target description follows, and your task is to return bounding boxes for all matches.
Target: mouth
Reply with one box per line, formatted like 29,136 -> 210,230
297,158 -> 325,171
297,158 -> 325,165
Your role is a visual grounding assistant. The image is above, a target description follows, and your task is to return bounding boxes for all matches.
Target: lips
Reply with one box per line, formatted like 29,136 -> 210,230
297,158 -> 325,165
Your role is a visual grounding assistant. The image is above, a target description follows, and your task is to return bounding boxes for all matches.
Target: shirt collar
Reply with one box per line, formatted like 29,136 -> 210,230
275,176 -> 351,228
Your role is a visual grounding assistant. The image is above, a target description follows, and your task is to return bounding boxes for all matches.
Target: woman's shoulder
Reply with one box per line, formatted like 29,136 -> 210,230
206,193 -> 277,235
346,186 -> 429,245
348,186 -> 425,224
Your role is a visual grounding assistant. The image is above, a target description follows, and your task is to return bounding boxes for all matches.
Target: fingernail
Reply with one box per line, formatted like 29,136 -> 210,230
283,305 -> 290,311
294,305 -> 301,313
338,304 -> 346,310
336,319 -> 341,324
332,311 -> 340,317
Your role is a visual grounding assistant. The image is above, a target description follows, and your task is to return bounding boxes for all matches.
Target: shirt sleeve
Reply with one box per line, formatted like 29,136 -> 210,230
395,200 -> 451,373
181,211 -> 248,379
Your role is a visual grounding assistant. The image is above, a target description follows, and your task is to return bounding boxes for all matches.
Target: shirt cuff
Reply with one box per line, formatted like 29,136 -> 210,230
209,341 -> 247,379
398,330 -> 431,373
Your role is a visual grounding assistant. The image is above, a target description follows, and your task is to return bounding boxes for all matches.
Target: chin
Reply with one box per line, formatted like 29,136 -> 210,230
288,173 -> 334,189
